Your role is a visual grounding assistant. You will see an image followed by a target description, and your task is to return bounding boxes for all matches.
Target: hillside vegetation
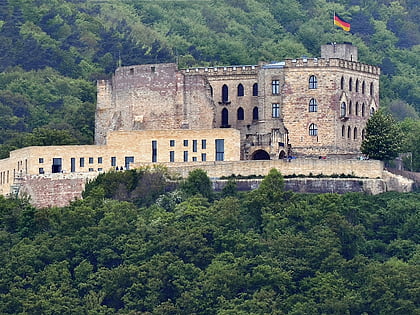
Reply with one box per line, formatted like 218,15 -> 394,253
0,169 -> 419,314
0,0 -> 419,167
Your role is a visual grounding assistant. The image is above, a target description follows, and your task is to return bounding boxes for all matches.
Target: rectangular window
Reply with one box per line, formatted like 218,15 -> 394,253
183,151 -> 188,162
152,140 -> 157,162
89,157 -> 94,164
215,139 -> 225,161
125,156 -> 134,170
111,157 -> 116,167
192,157 -> 197,162
170,140 -> 175,147
98,157 -> 103,164
272,103 -> 280,118
272,80 -> 280,95
98,168 -> 103,172
71,158 -> 76,173
39,158 -> 44,163
201,139 -> 207,149
89,168 -> 94,172
170,151 -> 175,162
183,140 -> 188,147
201,153 -> 207,161
39,168 -> 44,174
193,140 -> 197,152
80,158 -> 84,167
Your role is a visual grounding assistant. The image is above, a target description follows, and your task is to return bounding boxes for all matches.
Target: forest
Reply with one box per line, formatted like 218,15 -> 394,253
0,168 -> 419,314
0,0 -> 419,168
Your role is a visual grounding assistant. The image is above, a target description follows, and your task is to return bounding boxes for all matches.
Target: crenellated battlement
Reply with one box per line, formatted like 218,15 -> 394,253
181,64 -> 259,76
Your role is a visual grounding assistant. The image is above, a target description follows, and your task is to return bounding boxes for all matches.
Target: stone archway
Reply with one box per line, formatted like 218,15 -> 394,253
279,150 -> 286,159
252,150 -> 270,160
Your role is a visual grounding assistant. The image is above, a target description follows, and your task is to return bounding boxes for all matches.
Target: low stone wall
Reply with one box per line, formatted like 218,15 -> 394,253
213,178 -> 387,195
165,158 -> 384,179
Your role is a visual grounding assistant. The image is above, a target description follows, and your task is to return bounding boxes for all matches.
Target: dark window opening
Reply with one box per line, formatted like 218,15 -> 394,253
221,108 -> 229,127
252,150 -> 270,160
237,83 -> 244,96
71,158 -> 76,173
125,156 -> 134,170
253,107 -> 259,120
152,140 -> 157,162
193,140 -> 197,152
237,107 -> 244,120
222,84 -> 229,103
309,75 -> 317,89
272,80 -> 280,94
52,158 -> 62,173
215,139 -> 225,161
309,98 -> 317,112
252,83 -> 258,96
170,151 -> 175,162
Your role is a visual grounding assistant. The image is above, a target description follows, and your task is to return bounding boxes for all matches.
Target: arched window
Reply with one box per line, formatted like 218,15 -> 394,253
309,123 -> 318,136
362,128 -> 366,140
237,83 -> 244,96
370,82 -> 374,96
237,107 -> 244,120
340,102 -> 347,117
309,75 -> 317,89
252,83 -> 258,96
221,108 -> 229,126
370,107 -> 375,116
356,79 -> 359,92
355,102 -> 359,116
349,78 -> 353,91
209,85 -> 213,97
222,84 -> 228,103
362,103 -> 365,117
253,107 -> 259,120
362,81 -> 366,94
340,76 -> 345,90
354,127 -> 358,139
342,125 -> 345,137
347,126 -> 351,138
309,98 -> 317,112
349,100 -> 352,115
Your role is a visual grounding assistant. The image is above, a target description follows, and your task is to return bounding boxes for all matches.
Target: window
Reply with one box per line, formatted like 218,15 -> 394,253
170,140 -> 175,147
125,156 -> 134,170
39,158 -> 44,163
354,127 -> 358,139
342,125 -> 345,137
39,168 -> 44,174
370,82 -> 374,96
340,102 -> 347,117
98,157 -> 102,164
89,157 -> 94,164
355,102 -> 359,116
215,139 -> 225,161
89,168 -> 94,172
356,79 -> 359,92
192,157 -> 197,162
170,151 -> 175,162
348,126 -> 351,139
183,140 -> 188,147
183,151 -> 188,162
237,83 -> 244,96
253,107 -> 259,120
210,85 -> 213,97
201,139 -> 206,149
362,129 -> 366,140
309,98 -> 317,112
237,107 -> 244,120
152,140 -> 157,162
272,103 -> 280,118
52,158 -> 62,173
201,153 -> 207,161
272,80 -> 280,94
349,78 -> 352,91
340,76 -> 344,90
252,83 -> 258,96
222,84 -> 229,103
111,157 -> 116,167
80,158 -> 84,167
362,103 -> 365,117
193,140 -> 197,152
71,158 -> 76,173
362,81 -> 365,94
221,108 -> 229,126
309,75 -> 317,89
349,101 -> 352,115
309,123 -> 318,136
370,107 -> 375,116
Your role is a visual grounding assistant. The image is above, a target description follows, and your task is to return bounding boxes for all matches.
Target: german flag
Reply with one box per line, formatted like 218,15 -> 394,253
334,14 -> 351,32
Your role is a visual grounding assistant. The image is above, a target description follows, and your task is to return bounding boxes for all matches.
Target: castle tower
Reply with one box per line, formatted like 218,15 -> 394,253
321,42 -> 358,62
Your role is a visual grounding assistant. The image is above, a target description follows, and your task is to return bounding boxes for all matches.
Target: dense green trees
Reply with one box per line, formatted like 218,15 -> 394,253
0,169 -> 419,314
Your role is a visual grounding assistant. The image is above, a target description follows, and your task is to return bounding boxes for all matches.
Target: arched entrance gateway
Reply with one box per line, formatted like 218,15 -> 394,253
251,150 -> 270,160
279,150 -> 286,159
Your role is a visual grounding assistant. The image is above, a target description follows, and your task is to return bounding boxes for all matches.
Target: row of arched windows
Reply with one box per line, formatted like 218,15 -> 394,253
342,125 -> 366,140
220,107 -> 259,126
341,76 -> 374,96
217,83 -> 259,102
340,101 -> 374,117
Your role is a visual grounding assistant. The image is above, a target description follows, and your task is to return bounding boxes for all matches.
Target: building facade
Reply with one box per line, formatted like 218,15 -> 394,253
96,43 -> 380,159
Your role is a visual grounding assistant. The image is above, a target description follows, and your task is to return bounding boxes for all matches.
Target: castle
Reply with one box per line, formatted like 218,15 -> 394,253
0,43 -> 397,208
